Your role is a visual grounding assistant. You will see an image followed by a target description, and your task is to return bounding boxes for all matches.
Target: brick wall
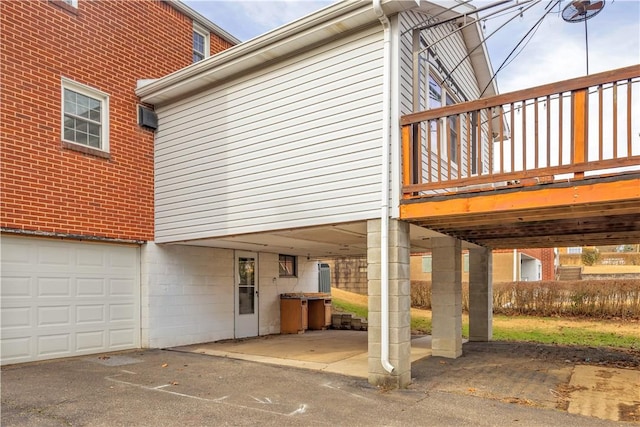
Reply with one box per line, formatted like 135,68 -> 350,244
0,0 -> 233,241
520,248 -> 555,280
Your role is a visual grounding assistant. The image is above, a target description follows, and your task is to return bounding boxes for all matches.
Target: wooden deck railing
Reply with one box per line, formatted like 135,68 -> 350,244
401,65 -> 640,199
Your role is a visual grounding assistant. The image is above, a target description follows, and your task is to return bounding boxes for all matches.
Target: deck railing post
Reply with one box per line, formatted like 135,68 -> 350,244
572,88 -> 588,179
398,66 -> 639,197
401,124 -> 412,197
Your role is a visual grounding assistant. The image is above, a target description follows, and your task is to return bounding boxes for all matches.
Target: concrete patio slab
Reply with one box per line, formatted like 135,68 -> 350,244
170,330 -> 432,379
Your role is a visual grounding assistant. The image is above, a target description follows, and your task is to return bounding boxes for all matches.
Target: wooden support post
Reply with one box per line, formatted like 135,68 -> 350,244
572,88 -> 587,179
413,122 -> 422,186
402,124 -> 412,192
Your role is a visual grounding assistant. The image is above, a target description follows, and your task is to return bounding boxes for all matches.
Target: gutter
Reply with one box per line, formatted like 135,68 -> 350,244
373,0 -> 395,375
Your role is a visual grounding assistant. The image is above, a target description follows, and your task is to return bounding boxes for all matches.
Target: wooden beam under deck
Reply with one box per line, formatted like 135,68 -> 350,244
477,232 -> 640,249
400,176 -> 640,249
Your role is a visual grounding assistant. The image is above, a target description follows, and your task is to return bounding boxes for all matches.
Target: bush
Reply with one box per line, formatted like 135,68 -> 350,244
411,279 -> 640,319
581,248 -> 601,266
411,281 -> 431,308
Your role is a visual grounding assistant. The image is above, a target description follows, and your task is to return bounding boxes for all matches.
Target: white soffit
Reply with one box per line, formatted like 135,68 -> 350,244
170,222 -> 477,257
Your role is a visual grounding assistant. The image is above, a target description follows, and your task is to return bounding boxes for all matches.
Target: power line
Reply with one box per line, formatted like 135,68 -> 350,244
479,0 -> 561,97
436,0 -> 542,96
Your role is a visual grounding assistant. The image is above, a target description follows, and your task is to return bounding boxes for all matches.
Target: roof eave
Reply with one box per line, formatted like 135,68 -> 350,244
460,20 -> 498,98
137,0 -> 422,105
165,0 -> 240,45
138,1 -> 497,105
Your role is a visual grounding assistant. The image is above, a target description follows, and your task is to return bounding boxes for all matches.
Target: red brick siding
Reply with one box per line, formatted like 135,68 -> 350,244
520,248 -> 556,280
1,0 -> 233,241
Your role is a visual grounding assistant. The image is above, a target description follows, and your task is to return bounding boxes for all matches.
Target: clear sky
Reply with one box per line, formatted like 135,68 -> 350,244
184,0 -> 639,94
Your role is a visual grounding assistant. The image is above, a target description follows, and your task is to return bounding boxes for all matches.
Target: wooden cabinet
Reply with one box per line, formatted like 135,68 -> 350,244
280,297 -> 308,334
308,298 -> 332,330
280,293 -> 331,334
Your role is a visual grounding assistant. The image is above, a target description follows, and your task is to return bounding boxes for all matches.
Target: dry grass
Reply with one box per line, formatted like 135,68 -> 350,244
331,287 -> 368,306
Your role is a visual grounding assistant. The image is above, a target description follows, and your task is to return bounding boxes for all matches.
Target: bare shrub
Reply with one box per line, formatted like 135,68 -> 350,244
411,281 -> 431,308
411,279 -> 640,319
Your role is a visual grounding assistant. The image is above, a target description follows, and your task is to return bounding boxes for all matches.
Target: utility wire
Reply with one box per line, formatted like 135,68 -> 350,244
499,12 -> 545,72
400,0 -> 474,36
416,0 -> 531,57
436,0 -> 541,95
479,0 -> 561,97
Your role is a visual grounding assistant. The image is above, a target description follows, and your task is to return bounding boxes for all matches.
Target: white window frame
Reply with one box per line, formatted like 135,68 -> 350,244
428,73 -> 459,165
422,255 -> 432,273
193,23 -> 210,63
61,78 -> 109,152
62,0 -> 78,7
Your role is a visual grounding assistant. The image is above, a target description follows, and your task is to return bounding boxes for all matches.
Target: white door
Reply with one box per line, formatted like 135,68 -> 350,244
234,251 -> 258,338
1,236 -> 140,365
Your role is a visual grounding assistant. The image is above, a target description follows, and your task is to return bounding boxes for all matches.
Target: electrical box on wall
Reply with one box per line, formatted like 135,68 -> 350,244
138,105 -> 158,130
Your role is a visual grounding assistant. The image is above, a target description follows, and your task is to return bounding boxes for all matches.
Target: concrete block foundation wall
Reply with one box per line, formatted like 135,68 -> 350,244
469,248 -> 493,342
367,219 -> 411,388
141,243 -> 235,349
323,257 -> 368,295
142,244 -> 321,348
431,236 -> 463,358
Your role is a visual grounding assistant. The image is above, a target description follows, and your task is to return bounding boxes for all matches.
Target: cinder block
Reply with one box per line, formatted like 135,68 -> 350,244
341,314 -> 352,329
331,314 -> 342,329
351,318 -> 362,330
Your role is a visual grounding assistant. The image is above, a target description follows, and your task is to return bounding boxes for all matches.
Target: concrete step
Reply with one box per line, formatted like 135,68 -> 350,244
557,266 -> 582,280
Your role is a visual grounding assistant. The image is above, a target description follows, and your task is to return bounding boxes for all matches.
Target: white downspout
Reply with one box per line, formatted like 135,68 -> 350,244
373,0 -> 394,374
513,249 -> 517,282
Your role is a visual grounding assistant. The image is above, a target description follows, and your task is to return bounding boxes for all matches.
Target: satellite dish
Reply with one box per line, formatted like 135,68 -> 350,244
561,1 -> 606,74
561,0 -> 605,23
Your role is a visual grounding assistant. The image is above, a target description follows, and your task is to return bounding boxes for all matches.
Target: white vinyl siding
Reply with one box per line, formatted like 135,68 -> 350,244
153,26 -> 384,243
398,10 -> 485,189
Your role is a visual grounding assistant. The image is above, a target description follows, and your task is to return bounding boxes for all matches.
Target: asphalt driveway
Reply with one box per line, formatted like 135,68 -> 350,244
1,345 -> 633,426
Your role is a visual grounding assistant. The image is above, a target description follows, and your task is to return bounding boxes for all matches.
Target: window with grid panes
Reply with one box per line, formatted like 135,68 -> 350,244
62,79 -> 108,151
193,24 -> 209,63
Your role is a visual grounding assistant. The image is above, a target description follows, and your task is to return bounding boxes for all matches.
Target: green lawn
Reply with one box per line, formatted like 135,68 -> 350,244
332,297 -> 639,349
487,321 -> 640,349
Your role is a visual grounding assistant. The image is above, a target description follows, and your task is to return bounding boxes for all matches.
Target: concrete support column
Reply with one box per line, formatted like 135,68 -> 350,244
367,218 -> 411,388
469,247 -> 493,342
431,236 -> 462,358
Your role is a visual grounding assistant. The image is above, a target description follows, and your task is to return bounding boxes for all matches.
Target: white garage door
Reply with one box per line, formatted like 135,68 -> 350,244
1,236 -> 140,365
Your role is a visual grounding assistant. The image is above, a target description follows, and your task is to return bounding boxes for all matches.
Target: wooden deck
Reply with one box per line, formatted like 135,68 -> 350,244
400,66 -> 640,248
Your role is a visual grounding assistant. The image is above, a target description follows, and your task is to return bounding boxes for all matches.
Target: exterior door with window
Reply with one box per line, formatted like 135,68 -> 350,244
235,251 -> 259,338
